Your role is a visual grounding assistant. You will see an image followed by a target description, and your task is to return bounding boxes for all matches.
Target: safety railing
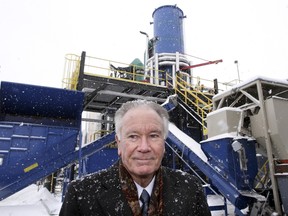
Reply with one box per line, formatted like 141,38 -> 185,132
62,54 -> 167,90
62,54 -> 81,90
255,160 -> 270,189
166,73 -> 213,135
167,73 -> 213,111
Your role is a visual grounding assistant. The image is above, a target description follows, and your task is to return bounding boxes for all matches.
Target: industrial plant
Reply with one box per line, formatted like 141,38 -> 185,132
1,5 -> 287,216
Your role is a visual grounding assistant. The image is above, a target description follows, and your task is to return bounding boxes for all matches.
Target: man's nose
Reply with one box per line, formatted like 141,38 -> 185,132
138,136 -> 150,151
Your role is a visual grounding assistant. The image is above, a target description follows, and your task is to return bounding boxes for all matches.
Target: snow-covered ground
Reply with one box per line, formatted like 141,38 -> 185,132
0,184 -> 234,216
0,184 -> 62,216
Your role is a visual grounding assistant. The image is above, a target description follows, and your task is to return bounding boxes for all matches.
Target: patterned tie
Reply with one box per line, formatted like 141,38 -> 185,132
140,189 -> 150,216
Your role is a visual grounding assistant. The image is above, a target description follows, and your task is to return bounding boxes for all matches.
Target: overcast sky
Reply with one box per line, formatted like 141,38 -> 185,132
1,0 -> 287,88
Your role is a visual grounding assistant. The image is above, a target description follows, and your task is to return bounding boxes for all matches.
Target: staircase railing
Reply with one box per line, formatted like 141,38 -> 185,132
166,73 -> 213,134
255,160 -> 270,189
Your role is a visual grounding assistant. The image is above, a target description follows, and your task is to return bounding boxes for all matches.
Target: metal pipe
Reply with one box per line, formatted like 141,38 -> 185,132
256,80 -> 283,215
140,31 -> 149,70
234,60 -> 241,83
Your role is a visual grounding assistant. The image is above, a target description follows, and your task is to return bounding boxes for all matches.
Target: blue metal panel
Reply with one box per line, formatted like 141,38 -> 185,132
0,124 -> 79,199
152,5 -> 185,54
83,148 -> 119,174
61,132 -> 116,197
201,137 -> 258,190
0,128 -> 116,200
0,81 -> 84,127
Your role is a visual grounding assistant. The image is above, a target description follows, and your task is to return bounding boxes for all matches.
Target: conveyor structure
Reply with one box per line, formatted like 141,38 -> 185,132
0,81 -> 115,200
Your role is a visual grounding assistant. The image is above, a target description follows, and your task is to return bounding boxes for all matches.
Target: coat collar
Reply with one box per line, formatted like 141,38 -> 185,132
95,163 -> 183,216
97,162 -> 134,216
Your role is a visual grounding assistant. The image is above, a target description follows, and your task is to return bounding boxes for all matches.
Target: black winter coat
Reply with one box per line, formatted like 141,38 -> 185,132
59,163 -> 211,216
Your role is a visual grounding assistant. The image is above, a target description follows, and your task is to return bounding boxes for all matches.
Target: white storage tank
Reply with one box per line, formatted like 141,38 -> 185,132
207,107 -> 242,138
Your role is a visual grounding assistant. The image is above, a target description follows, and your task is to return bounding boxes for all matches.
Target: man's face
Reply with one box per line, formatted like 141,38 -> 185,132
116,106 -> 165,183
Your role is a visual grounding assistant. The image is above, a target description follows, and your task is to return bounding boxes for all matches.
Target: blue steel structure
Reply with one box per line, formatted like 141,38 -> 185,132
152,5 -> 185,54
166,125 -> 254,211
0,81 -> 83,200
145,5 -> 191,85
201,137 -> 258,191
0,82 -> 115,200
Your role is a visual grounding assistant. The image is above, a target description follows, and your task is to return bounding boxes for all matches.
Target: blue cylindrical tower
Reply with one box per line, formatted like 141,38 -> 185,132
152,5 -> 185,54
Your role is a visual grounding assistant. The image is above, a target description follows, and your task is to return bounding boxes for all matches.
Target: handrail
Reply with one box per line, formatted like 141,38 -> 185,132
63,53 -> 235,92
166,73 -> 213,135
166,73 -> 213,114
62,54 -> 167,90
255,160 -> 270,189
62,54 -> 81,90
177,75 -> 213,106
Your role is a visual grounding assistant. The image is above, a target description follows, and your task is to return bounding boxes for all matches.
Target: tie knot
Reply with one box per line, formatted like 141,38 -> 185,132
140,189 -> 150,204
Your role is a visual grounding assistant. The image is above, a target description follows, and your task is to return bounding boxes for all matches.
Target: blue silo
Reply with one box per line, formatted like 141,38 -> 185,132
145,5 -> 190,86
152,5 -> 185,54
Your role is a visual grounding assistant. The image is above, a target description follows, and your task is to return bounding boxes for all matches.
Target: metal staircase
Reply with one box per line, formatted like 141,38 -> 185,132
166,72 -> 214,137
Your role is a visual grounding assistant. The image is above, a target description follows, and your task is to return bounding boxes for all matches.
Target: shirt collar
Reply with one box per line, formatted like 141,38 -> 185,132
134,176 -> 155,199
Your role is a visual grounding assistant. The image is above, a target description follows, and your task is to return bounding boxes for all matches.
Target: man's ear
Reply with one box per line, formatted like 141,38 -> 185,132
115,134 -> 121,156
115,134 -> 120,144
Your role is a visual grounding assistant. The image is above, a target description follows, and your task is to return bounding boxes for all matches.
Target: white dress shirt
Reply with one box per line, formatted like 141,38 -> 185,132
134,176 -> 155,207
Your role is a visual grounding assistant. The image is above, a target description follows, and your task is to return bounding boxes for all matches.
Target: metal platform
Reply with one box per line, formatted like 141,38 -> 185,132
66,51 -> 171,114
79,73 -> 170,113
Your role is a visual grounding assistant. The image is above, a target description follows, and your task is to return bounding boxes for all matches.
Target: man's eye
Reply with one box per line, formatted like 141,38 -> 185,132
150,133 -> 160,139
128,135 -> 138,140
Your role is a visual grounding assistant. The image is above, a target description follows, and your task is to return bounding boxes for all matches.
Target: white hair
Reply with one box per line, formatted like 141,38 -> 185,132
114,100 -> 169,139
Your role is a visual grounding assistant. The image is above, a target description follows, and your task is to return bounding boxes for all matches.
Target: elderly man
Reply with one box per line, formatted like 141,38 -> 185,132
59,100 -> 211,216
